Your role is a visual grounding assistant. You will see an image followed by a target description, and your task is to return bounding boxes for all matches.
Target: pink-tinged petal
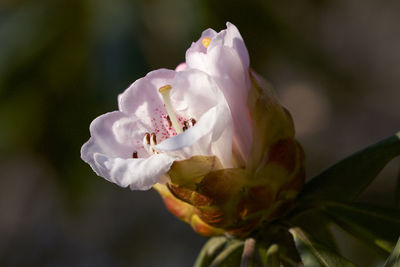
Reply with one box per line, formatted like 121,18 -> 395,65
118,69 -> 175,115
92,153 -> 174,190
187,45 -> 252,162
118,69 -> 179,141
186,28 -> 218,55
175,62 -> 187,72
224,22 -> 249,69
156,104 -> 233,167
81,111 -> 175,190
155,69 -> 234,167
170,69 -> 222,119
186,22 -> 249,72
83,111 -> 141,159
185,23 -> 252,163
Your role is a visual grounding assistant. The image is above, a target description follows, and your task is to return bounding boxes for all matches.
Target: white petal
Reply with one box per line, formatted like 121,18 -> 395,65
225,22 -> 249,68
155,69 -> 234,167
118,69 -> 179,141
187,44 -> 252,161
156,104 -> 233,167
170,69 -> 222,118
175,62 -> 187,72
92,153 -> 174,190
118,69 -> 175,115
81,111 -> 175,190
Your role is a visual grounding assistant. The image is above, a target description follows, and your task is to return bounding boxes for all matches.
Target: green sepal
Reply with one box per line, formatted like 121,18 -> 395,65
168,155 -> 223,190
256,244 -> 280,267
298,133 -> 400,203
289,227 -> 356,267
208,239 -> 245,267
384,237 -> 400,267
321,201 -> 400,253
246,71 -> 295,173
193,236 -> 228,267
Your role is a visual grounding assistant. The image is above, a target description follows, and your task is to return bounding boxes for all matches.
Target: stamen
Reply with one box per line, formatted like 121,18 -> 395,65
183,121 -> 190,131
144,133 -> 150,145
143,133 -> 152,155
190,118 -> 197,126
150,133 -> 157,146
143,132 -> 159,155
202,37 -> 211,48
150,133 -> 158,153
132,151 -> 138,158
158,85 -> 182,134
166,115 -> 172,127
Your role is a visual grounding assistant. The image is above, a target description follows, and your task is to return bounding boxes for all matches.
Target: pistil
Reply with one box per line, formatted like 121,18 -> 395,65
158,85 -> 182,134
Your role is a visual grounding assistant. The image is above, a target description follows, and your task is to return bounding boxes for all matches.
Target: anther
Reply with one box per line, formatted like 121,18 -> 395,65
158,85 -> 182,134
144,133 -> 151,145
183,121 -> 190,131
166,115 -> 172,127
132,151 -> 138,158
143,132 -> 156,155
150,133 -> 158,153
150,133 -> 157,146
202,37 -> 211,48
190,118 -> 197,126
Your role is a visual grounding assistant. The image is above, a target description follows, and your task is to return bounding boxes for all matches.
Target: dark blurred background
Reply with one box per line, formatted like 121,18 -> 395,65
0,0 -> 399,266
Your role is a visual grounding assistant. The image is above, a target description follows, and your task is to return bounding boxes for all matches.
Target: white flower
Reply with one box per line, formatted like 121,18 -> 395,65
81,68 -> 233,190
185,22 -> 252,165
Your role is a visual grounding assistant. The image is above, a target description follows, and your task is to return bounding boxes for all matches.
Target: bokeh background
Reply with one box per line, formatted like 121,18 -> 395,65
0,0 -> 399,266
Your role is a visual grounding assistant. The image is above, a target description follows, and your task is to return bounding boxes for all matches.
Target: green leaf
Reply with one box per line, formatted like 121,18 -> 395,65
299,133 -> 400,203
396,166 -> 400,209
288,209 -> 339,253
209,239 -> 244,267
194,236 -> 228,267
321,201 -> 400,253
289,227 -> 356,267
384,237 -> 400,267
257,244 -> 280,267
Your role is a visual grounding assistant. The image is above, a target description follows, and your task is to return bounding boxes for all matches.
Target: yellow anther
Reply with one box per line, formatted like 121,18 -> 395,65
158,85 -> 182,134
158,85 -> 172,93
202,37 -> 211,48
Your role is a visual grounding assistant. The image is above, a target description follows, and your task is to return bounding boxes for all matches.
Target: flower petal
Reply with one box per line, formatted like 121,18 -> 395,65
93,152 -> 174,190
155,69 -> 234,167
118,68 -> 176,115
185,23 -> 252,163
81,111 -> 175,190
156,103 -> 233,167
187,47 -> 252,162
175,62 -> 187,72
118,69 -> 180,141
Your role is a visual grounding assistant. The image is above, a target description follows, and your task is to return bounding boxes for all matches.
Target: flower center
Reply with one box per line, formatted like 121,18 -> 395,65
202,37 -> 211,48
158,85 -> 183,134
133,85 -> 198,158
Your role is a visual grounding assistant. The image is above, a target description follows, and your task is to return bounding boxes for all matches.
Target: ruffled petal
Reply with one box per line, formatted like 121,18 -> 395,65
224,22 -> 249,69
92,153 -> 174,190
81,111 -> 175,190
118,68 -> 175,115
155,69 -> 233,167
175,62 -> 187,72
170,69 -> 223,119
156,103 -> 233,167
186,40 -> 252,162
118,69 -> 179,141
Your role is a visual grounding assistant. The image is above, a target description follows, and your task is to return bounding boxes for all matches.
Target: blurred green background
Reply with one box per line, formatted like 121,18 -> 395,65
0,0 -> 399,266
